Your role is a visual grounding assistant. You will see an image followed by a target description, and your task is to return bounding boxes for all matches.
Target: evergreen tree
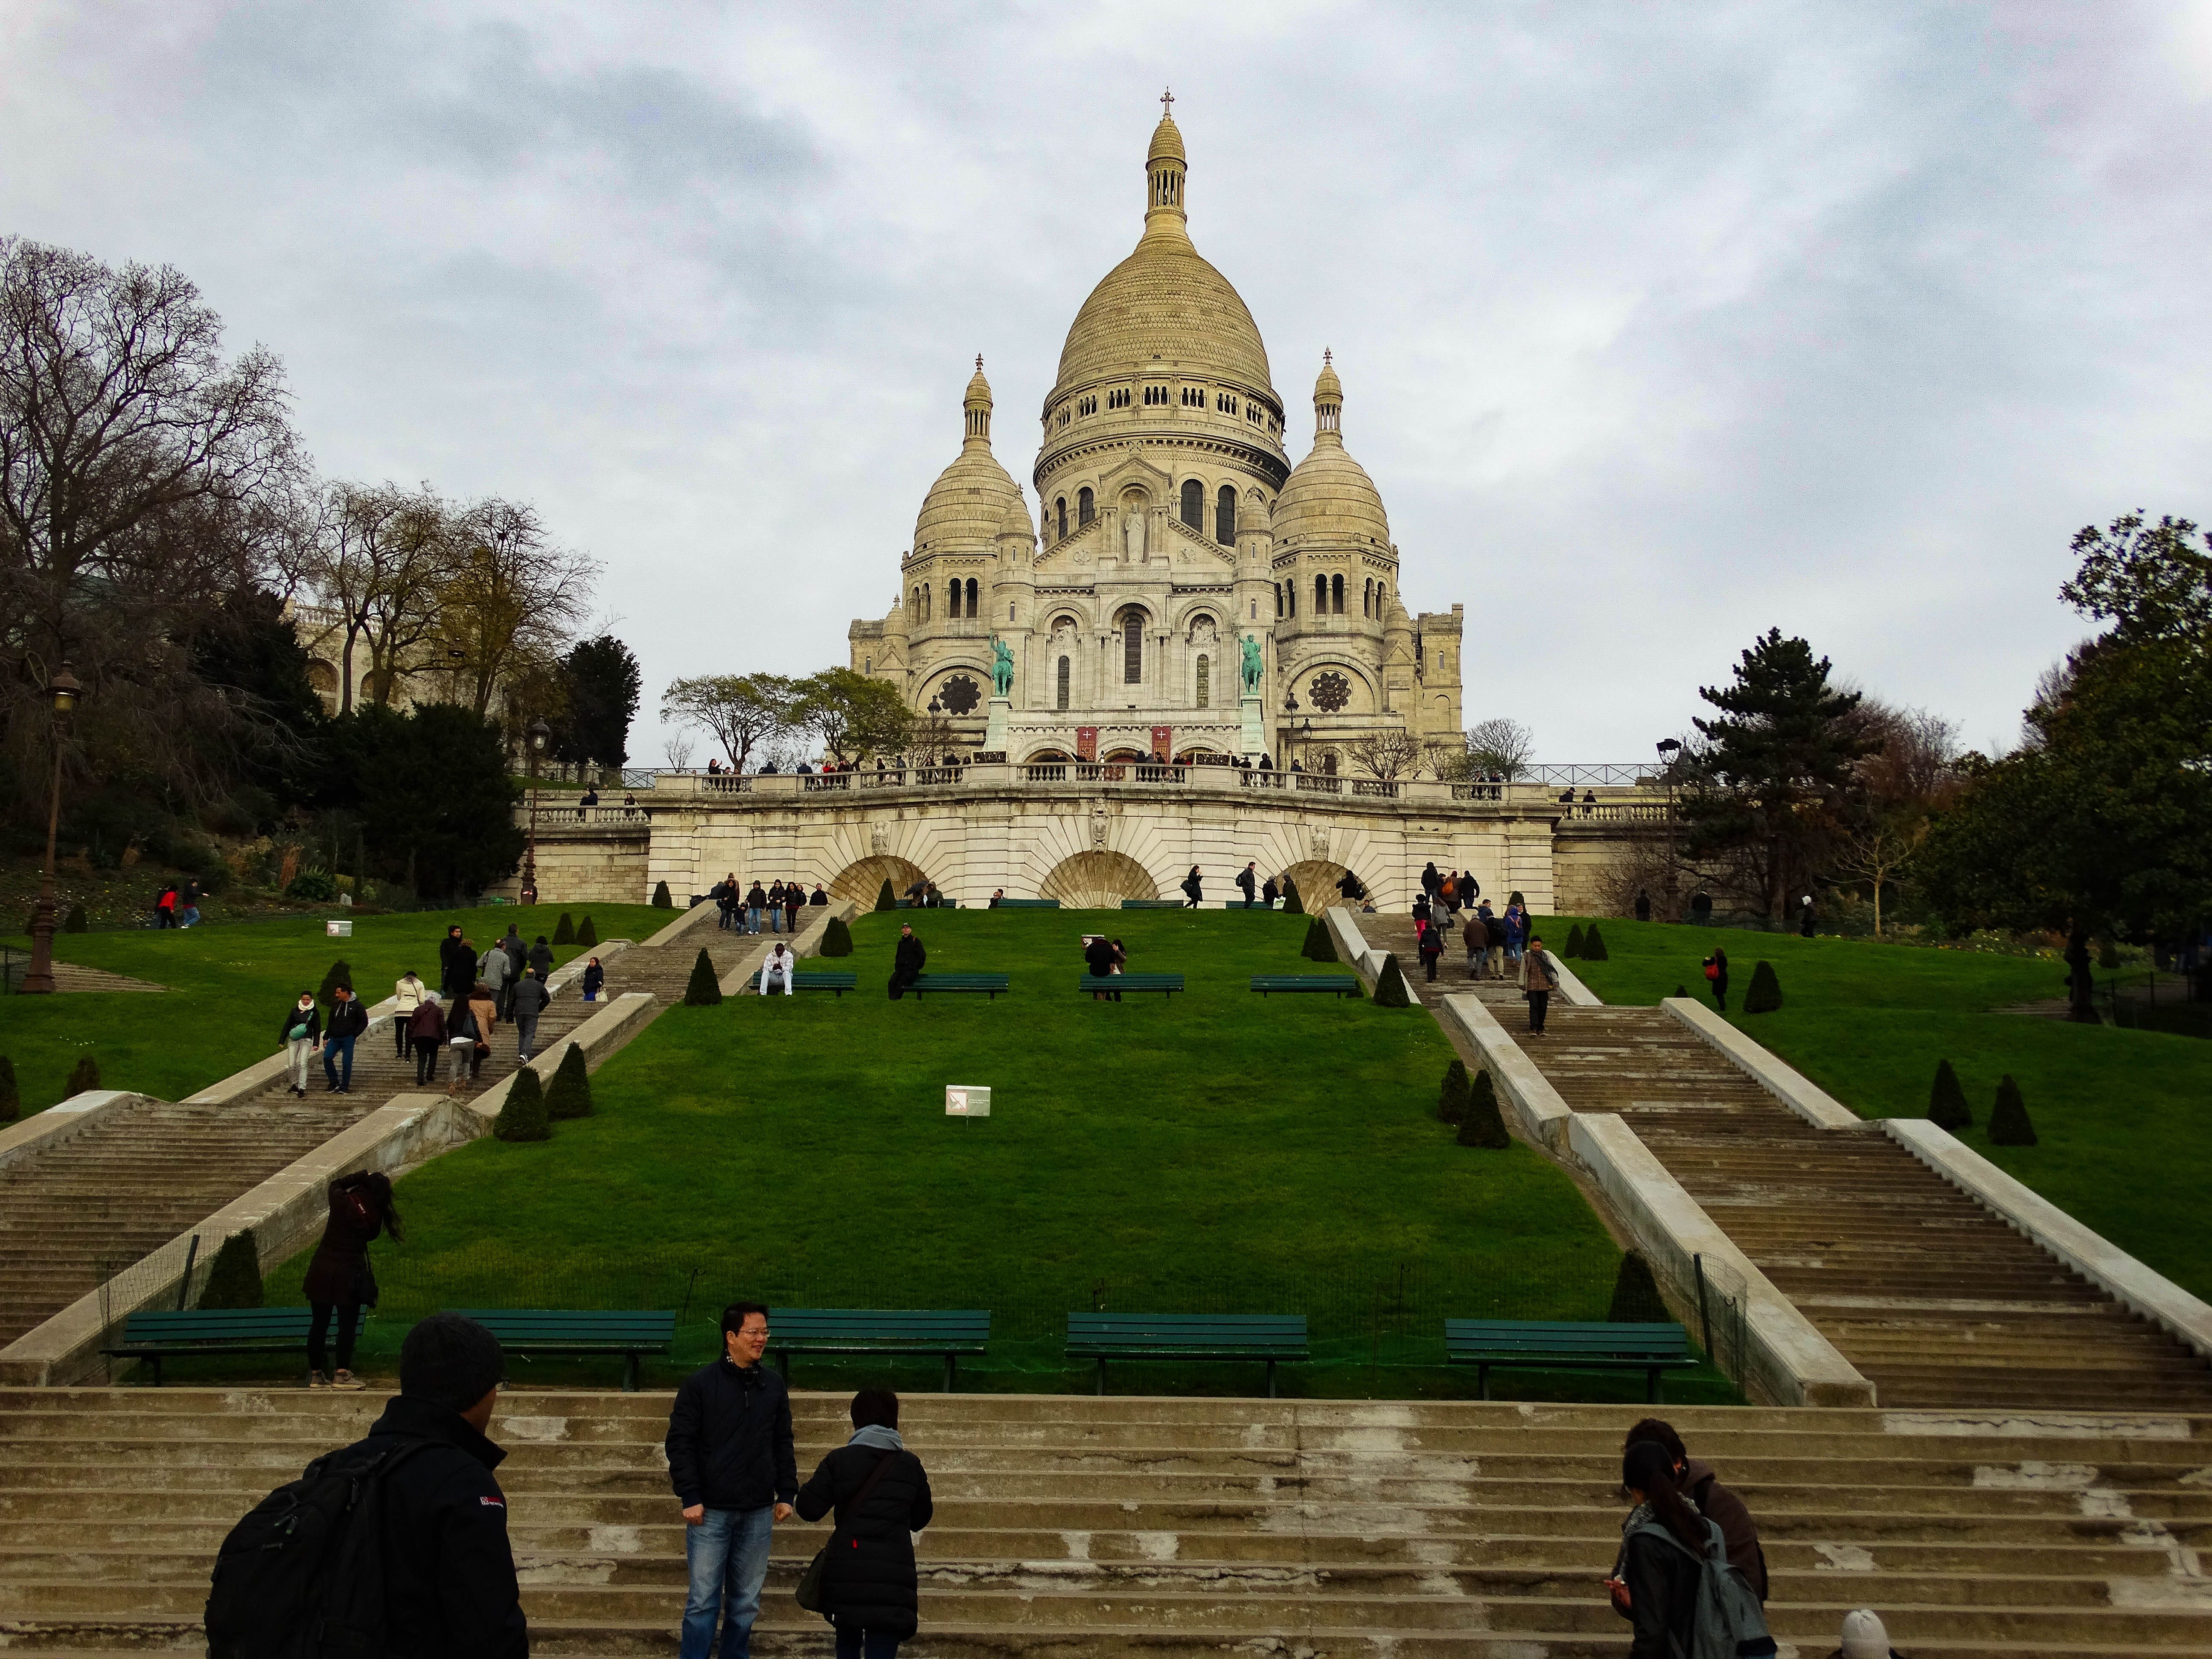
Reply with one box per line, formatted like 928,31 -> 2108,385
1674,984 -> 1691,1000
1458,1069 -> 1511,1148
1927,1059 -> 1971,1130
576,915 -> 598,946
494,1066 -> 552,1142
1607,1251 -> 1669,1322
1989,1074 -> 2037,1146
683,947 -> 723,1007
820,915 -> 855,957
195,1231 -> 265,1310
1438,1059 -> 1470,1123
0,1055 -> 17,1123
544,1043 -> 593,1121
1372,953 -> 1411,1008
1281,876 -> 1304,915
1582,924 -> 1609,961
651,880 -> 672,908
1301,917 -> 1337,961
1564,923 -> 1586,958
875,878 -> 897,913
63,903 -> 87,933
1742,960 -> 1783,1013
65,1054 -> 100,1096
552,912 -> 576,946
317,959 -> 354,1004
554,634 -> 643,768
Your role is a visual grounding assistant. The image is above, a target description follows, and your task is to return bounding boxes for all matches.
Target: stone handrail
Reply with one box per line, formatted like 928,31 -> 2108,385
639,765 -> 1563,810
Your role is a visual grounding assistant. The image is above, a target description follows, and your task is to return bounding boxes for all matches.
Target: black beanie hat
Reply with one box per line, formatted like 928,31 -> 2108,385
399,1313 -> 504,1410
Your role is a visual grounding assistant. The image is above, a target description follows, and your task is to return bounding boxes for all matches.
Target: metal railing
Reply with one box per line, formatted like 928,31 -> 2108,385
1524,763 -> 1655,787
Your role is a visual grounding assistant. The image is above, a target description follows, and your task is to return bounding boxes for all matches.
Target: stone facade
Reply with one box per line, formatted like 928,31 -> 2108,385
849,108 -> 1463,770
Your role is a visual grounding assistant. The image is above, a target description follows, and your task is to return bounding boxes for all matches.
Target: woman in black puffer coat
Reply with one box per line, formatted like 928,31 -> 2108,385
795,1388 -> 934,1658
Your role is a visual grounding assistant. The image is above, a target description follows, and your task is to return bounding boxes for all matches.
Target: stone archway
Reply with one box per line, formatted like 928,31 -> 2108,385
1040,850 -> 1159,910
1280,859 -> 1360,908
829,855 -> 926,906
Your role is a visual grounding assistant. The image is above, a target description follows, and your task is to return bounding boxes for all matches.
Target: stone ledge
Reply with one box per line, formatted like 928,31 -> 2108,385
1435,995 -> 1572,1154
1659,998 -> 1865,1131
1567,1112 -> 1877,1409
0,1091 -> 157,1177
1548,955 -> 1600,1007
1883,1117 -> 2212,1365
641,894 -> 721,949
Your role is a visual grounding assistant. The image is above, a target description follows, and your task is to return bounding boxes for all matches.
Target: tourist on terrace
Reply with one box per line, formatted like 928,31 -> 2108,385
1237,862 -> 1258,907
393,969 -> 428,1062
667,1304 -> 797,1659
1704,947 -> 1730,1012
303,1169 -> 402,1391
795,1387 -> 934,1659
889,924 -> 926,998
580,956 -> 605,1003
408,994 -> 446,1087
1519,934 -> 1559,1034
810,883 -> 830,906
1181,865 -> 1203,908
785,882 -> 803,931
1620,1418 -> 1768,1602
280,991 -> 320,1100
322,983 -> 367,1094
1257,752 -> 1273,770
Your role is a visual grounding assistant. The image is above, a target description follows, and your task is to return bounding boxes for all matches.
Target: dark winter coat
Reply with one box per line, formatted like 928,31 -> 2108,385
349,1393 -> 528,1659
527,942 -> 554,977
1235,868 -> 1257,898
438,936 -> 474,997
408,1001 -> 447,1045
1617,1516 -> 1704,1659
1682,1458 -> 1767,1601
1181,872 -> 1202,901
795,1441 -> 934,1637
302,1181 -> 387,1307
511,977 -> 549,1025
664,1358 -> 797,1512
809,888 -> 829,905
325,996 -> 369,1042
1083,936 -> 1115,975
279,1003 -> 322,1045
580,963 -> 605,997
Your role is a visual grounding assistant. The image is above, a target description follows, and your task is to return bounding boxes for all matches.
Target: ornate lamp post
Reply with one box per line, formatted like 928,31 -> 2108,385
1656,737 -> 1682,919
1282,690 -> 1300,770
21,663 -> 84,996
520,717 -> 551,905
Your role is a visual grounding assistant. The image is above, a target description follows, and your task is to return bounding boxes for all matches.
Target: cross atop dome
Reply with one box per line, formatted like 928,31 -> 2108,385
1160,87 -> 1173,114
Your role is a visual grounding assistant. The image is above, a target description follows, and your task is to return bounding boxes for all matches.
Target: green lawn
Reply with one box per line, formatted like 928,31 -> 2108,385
1554,919 -> 2212,1301
250,909 -> 1732,1401
0,904 -> 670,1116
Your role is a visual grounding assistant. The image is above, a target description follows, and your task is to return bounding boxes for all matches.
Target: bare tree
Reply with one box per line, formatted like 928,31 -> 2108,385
660,729 -> 696,772
1345,726 -> 1421,780
359,487 -> 454,706
1464,716 -> 1535,779
662,672 -> 797,771
1828,701 -> 1964,935
438,498 -> 597,718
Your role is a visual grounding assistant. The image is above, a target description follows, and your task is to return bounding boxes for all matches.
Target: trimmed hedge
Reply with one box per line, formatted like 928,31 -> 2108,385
1564,923 -> 1586,958
1927,1059 -> 1971,1131
1606,1250 -> 1668,1323
195,1231 -> 265,1311
544,1043 -> 594,1121
651,880 -> 672,908
1458,1069 -> 1511,1149
1989,1074 -> 2037,1146
317,959 -> 354,1005
552,912 -> 576,945
1372,952 -> 1411,1009
875,879 -> 897,913
683,947 -> 723,1007
820,916 -> 855,957
1743,960 -> 1783,1014
1581,924 -> 1609,961
65,1054 -> 100,1097
62,903 -> 88,934
576,916 -> 598,946
1281,876 -> 1304,916
1438,1059 -> 1470,1123
1301,917 -> 1336,961
494,1067 -> 551,1142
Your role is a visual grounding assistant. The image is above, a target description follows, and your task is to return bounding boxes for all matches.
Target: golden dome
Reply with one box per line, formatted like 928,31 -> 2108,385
1274,355 -> 1389,549
1148,110 -> 1185,165
914,361 -> 1023,553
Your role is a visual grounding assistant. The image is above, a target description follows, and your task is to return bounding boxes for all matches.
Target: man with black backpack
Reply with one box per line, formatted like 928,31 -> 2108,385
205,1312 -> 527,1659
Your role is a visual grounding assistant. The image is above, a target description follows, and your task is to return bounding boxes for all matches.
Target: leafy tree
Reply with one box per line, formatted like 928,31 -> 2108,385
65,1054 -> 99,1096
195,1231 -> 264,1310
1928,1059 -> 1971,1131
493,1067 -> 551,1141
683,947 -> 722,1007
1682,629 -> 1874,917
184,584 -> 327,809
1372,953 -> 1411,1008
437,498 -> 597,720
661,672 -> 797,773
1742,960 -> 1782,1013
1438,1059 -> 1470,1123
820,916 -> 854,957
558,634 -> 641,768
313,704 -> 523,900
793,667 -> 914,766
544,1043 -> 593,1121
1829,703 -> 1962,937
651,882 -> 672,909
551,912 -> 575,946
0,1055 -> 17,1122
1458,1069 -> 1511,1148
2061,512 -> 2212,644
1607,1251 -> 1668,1322
875,878 -> 896,913
576,915 -> 598,945
1989,1074 -> 2037,1146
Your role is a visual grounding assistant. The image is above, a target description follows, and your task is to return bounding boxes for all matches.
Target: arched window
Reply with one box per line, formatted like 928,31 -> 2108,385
1057,656 -> 1071,711
923,585 -> 932,620
1180,479 -> 1203,530
966,578 -> 979,615
1056,498 -> 1067,539
1363,578 -> 1373,617
1315,574 -> 1328,614
1216,485 -> 1235,544
1119,607 -> 1144,684
946,581 -> 960,619
1078,487 -> 1094,526
1332,574 -> 1345,614
1196,654 -> 1211,708
1274,582 -> 1283,618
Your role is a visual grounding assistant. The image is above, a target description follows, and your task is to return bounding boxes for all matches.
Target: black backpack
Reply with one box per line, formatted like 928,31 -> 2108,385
205,1437 -> 432,1659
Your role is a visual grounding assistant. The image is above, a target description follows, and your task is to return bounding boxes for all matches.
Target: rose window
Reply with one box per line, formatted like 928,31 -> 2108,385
939,674 -> 981,716
1309,671 -> 1351,713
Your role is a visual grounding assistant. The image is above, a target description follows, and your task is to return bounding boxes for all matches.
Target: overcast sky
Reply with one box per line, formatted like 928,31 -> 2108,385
6,1 -> 2208,763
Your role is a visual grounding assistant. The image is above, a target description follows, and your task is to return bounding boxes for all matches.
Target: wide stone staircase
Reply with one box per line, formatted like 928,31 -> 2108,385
2,1388 -> 2210,1655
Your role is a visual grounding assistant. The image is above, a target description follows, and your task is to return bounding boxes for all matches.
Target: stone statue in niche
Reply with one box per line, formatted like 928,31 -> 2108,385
1123,509 -> 1145,563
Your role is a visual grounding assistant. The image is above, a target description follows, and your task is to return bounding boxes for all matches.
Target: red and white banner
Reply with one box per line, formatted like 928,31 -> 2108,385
1075,726 -> 1099,761
1150,726 -> 1173,759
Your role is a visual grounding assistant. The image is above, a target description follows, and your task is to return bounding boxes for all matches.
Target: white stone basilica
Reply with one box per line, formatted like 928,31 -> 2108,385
850,102 -> 1463,770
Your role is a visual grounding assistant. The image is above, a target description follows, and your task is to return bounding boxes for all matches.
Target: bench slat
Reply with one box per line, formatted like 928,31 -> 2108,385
1078,975 -> 1183,994
1249,975 -> 1360,996
1443,1319 -> 1695,1403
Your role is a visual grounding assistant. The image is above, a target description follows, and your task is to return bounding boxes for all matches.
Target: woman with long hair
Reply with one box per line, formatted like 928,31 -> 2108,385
302,1170 -> 402,1391
1610,1439 -> 1773,1658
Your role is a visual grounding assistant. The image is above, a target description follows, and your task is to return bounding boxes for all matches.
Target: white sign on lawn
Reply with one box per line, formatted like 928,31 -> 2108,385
945,1085 -> 991,1118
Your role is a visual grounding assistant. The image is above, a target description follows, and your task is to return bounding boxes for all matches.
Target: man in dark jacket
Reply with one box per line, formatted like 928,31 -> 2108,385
438,925 -> 474,999
1622,1417 -> 1768,1601
1236,862 -> 1258,908
889,924 -> 926,1000
322,984 -> 369,1094
498,928 -> 527,1020
667,1303 -> 796,1659
511,972 -> 549,1064
342,1313 -> 527,1656
527,934 -> 555,981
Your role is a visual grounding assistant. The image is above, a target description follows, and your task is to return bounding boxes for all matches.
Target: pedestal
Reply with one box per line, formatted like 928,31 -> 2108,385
985,696 -> 1011,752
1240,696 -> 1265,758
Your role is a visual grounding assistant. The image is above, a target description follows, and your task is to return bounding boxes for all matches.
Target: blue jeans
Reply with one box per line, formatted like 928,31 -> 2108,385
681,1504 -> 774,1659
747,907 -> 762,934
322,1033 -> 355,1089
835,1629 -> 901,1659
768,906 -> 782,933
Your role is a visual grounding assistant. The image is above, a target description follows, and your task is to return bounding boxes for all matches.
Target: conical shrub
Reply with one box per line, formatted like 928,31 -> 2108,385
683,947 -> 723,1007
1674,984 -> 1691,1000
1301,917 -> 1336,961
1564,923 -> 1586,958
576,915 -> 598,946
1372,952 -> 1411,1008
1438,1059 -> 1471,1123
195,1231 -> 264,1310
651,880 -> 672,909
317,959 -> 354,1005
65,1055 -> 100,1097
552,911 -> 576,946
1582,924 -> 1609,962
1458,1069 -> 1511,1148
820,916 -> 855,957
1281,877 -> 1304,915
544,1043 -> 593,1121
875,878 -> 897,913
0,1055 -> 15,1123
494,1066 -> 551,1142
1989,1074 -> 2037,1146
63,903 -> 88,934
1742,960 -> 1782,1013
1927,1059 -> 1971,1131
1607,1251 -> 1669,1323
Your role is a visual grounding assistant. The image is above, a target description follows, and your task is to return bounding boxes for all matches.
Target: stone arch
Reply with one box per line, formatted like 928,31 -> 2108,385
1024,745 -> 1076,763
1040,849 -> 1159,909
1280,859 -> 1359,908
305,658 -> 341,711
829,854 -> 926,905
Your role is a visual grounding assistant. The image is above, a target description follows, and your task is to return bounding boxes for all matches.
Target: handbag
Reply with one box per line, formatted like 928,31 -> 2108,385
1704,962 -> 1720,981
795,1449 -> 900,1615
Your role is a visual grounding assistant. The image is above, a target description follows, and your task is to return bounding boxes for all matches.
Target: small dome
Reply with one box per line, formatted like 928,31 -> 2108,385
1274,357 -> 1388,548
1315,352 -> 1342,401
997,498 -> 1034,540
965,355 -> 992,407
914,448 -> 1022,553
1149,111 -> 1185,165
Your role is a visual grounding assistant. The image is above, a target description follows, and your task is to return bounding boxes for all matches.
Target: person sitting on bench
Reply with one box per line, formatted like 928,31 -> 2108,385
1084,934 -> 1119,1001
761,943 -> 797,996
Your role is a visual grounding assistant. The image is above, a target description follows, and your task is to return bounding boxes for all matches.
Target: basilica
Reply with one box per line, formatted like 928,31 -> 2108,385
849,102 -> 1463,770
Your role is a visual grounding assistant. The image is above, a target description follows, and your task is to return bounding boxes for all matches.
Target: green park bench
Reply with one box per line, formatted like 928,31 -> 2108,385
1250,975 -> 1361,997
748,969 -> 858,996
1445,1319 -> 1696,1402
906,972 -> 1010,1000
894,899 -> 959,910
1119,898 -> 1186,909
992,898 -> 1061,909
1078,973 -> 1184,997
103,1307 -> 341,1386
768,1307 -> 992,1392
1065,1312 -> 1309,1397
447,1309 -> 675,1391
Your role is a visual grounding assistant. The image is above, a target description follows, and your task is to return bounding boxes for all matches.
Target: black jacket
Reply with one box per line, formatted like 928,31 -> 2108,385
894,935 -> 926,977
511,977 -> 550,1022
665,1358 -> 797,1511
1235,868 -> 1257,896
325,997 -> 369,1041
1083,937 -> 1115,975
438,936 -> 474,995
279,1003 -> 321,1045
1682,1458 -> 1767,1601
1618,1521 -> 1703,1659
353,1394 -> 527,1659
527,942 -> 554,975
795,1442 -> 933,1636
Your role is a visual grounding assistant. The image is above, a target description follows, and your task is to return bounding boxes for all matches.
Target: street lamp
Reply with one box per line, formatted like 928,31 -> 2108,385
1282,691 -> 1299,770
21,663 -> 84,996
1656,738 -> 1682,920
520,717 -> 551,905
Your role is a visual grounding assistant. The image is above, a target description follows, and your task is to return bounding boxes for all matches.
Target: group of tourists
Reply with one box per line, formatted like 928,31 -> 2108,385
1400,881 -> 1566,1034
714,874 -> 831,934
150,879 -> 204,928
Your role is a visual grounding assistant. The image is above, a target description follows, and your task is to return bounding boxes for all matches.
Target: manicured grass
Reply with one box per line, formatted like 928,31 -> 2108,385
0,904 -> 669,1117
255,910 -> 1736,1401
1552,920 -> 2212,1301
